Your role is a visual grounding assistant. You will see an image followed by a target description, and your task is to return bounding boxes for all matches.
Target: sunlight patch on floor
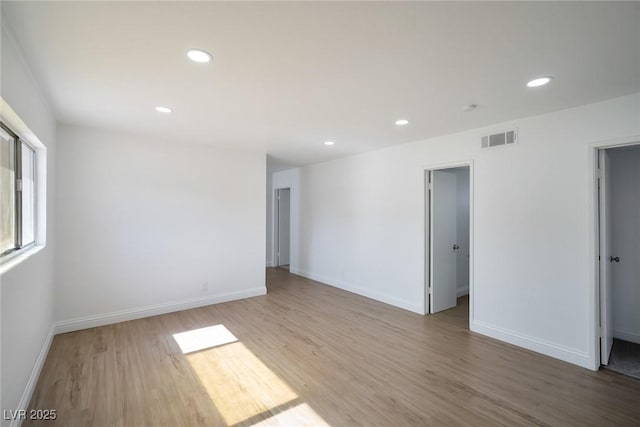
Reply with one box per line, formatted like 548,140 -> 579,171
173,324 -> 238,354
249,403 -> 330,427
186,341 -> 299,425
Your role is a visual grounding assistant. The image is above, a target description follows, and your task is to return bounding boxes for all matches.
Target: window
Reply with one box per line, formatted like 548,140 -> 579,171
1,122 -> 36,257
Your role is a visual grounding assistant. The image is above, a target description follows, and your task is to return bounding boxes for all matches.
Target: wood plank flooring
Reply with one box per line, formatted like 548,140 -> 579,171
25,268 -> 640,426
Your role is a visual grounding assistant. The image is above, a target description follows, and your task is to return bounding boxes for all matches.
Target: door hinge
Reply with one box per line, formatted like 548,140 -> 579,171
427,286 -> 432,295
16,179 -> 22,192
427,182 -> 432,190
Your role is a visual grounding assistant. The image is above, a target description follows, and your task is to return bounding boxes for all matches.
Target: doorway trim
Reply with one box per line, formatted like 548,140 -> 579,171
589,135 -> 640,370
422,160 -> 474,328
274,187 -> 291,267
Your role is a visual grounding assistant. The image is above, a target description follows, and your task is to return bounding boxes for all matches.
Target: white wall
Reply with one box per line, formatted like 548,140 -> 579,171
609,145 -> 640,344
1,24 -> 57,426
54,125 -> 266,328
275,93 -> 640,369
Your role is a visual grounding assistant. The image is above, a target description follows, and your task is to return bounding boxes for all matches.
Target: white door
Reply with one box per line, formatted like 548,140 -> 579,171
599,150 -> 614,365
277,188 -> 290,266
430,170 -> 458,313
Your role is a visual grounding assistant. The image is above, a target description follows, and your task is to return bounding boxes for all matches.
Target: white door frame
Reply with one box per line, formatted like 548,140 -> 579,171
588,135 -> 640,369
274,187 -> 291,267
423,160 -> 474,327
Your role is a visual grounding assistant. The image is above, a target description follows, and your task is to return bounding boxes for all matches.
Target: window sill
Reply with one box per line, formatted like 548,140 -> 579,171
0,244 -> 45,276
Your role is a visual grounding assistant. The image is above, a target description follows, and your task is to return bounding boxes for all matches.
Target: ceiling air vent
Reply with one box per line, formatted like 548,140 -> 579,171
481,129 -> 517,149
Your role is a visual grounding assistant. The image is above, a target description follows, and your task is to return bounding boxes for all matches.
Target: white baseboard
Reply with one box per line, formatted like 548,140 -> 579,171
10,324 -> 56,427
290,267 -> 424,315
54,287 -> 267,334
266,261 -> 275,267
613,329 -> 640,345
457,287 -> 469,298
471,320 -> 593,370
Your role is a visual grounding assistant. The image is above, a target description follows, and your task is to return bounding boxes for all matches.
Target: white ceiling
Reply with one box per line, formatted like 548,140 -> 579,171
2,2 -> 639,168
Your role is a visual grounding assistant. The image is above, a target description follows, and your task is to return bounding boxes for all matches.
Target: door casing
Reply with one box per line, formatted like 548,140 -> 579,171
598,149 -> 613,365
588,136 -> 640,369
274,187 -> 291,267
423,160 -> 474,327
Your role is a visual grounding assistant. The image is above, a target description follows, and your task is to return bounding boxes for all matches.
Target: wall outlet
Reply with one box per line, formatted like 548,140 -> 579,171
202,282 -> 209,292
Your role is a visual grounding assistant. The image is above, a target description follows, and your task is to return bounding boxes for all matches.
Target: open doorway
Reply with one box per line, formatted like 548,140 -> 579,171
275,188 -> 291,270
425,164 -> 472,324
597,142 -> 640,379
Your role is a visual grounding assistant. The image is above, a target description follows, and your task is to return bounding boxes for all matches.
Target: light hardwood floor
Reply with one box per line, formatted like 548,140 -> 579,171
26,268 -> 640,426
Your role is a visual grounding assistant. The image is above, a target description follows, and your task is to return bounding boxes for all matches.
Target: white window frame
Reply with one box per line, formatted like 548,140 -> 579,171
0,98 -> 47,275
1,121 -> 37,257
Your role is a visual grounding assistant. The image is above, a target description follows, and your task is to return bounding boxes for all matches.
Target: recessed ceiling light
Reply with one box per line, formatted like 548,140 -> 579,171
395,119 -> 409,126
324,141 -> 335,146
187,49 -> 212,63
526,76 -> 552,88
155,106 -> 172,113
